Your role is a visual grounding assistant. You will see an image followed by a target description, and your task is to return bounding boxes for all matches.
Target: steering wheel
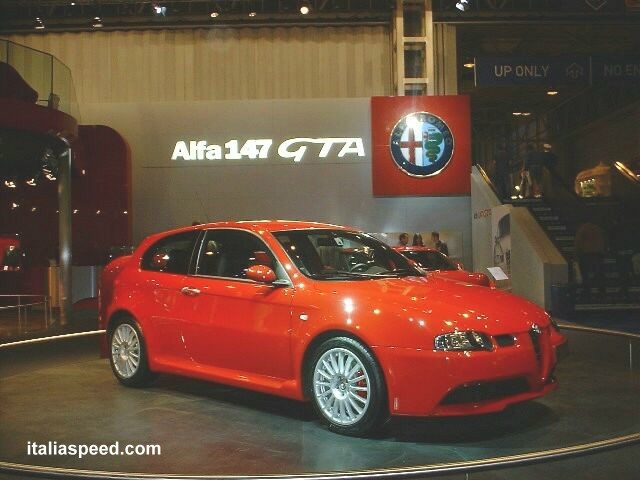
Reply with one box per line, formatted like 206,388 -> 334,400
349,263 -> 370,273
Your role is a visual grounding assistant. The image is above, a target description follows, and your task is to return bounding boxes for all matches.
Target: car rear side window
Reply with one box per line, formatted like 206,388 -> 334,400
141,231 -> 199,274
196,229 -> 285,280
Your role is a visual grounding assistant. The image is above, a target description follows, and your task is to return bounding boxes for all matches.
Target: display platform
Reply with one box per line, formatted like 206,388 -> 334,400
0,327 -> 639,479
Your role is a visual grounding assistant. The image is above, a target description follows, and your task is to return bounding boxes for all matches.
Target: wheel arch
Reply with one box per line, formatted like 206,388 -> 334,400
106,309 -> 139,336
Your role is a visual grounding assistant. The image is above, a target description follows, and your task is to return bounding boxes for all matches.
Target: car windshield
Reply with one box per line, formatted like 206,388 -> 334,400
402,250 -> 457,271
273,229 -> 422,280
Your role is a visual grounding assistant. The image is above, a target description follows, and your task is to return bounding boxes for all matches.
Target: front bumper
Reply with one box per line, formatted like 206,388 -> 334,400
374,327 -> 559,417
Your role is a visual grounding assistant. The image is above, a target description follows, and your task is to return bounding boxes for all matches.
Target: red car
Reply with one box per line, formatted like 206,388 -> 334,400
393,246 -> 492,287
100,221 -> 565,436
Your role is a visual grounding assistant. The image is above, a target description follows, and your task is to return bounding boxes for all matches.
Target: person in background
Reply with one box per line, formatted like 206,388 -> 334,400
574,222 -> 606,299
431,232 -> 449,256
522,144 -> 543,198
398,233 -> 409,247
412,233 -> 424,247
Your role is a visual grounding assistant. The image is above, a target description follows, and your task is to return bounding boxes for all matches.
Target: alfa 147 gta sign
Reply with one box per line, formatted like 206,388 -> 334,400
171,138 -> 365,163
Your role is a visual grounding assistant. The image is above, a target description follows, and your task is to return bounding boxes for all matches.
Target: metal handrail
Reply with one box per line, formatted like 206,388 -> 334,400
0,294 -> 52,332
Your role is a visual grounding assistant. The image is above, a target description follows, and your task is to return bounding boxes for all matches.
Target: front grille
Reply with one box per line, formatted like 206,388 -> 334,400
441,377 -> 530,405
529,326 -> 542,365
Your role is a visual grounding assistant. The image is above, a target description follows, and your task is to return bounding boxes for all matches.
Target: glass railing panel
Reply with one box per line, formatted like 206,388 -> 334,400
6,41 -> 53,108
52,57 -> 81,121
1,39 -> 79,120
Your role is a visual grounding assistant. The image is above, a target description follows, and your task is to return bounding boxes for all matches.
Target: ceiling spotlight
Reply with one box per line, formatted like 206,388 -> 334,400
152,3 -> 167,16
248,11 -> 257,17
456,0 -> 470,12
547,90 -> 559,96
11,203 -> 19,209
71,2 -> 76,5
512,112 -> 522,116
521,112 -> 531,116
96,209 -> 102,215
299,1 -> 311,14
210,10 -> 219,18
31,207 -> 37,212
73,209 -> 79,214
4,180 -> 16,188
92,16 -> 103,28
45,173 -> 57,181
463,62 -> 475,69
26,178 -> 37,186
34,17 -> 45,30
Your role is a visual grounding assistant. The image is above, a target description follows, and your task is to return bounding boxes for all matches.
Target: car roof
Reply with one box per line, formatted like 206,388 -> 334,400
156,220 -> 356,238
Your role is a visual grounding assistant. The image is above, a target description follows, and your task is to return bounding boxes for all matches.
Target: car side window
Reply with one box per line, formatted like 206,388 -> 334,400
141,231 -> 199,274
196,229 -> 285,280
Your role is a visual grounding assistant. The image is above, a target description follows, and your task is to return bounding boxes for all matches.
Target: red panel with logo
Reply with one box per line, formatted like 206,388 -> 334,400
371,96 -> 471,196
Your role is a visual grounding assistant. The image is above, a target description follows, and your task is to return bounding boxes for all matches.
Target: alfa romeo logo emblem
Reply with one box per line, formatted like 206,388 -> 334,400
389,112 -> 454,177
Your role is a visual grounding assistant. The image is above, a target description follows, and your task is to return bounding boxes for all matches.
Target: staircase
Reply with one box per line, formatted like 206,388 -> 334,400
513,198 -> 640,311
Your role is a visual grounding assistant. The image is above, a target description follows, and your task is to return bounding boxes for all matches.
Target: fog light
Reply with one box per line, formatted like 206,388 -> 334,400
434,331 -> 492,351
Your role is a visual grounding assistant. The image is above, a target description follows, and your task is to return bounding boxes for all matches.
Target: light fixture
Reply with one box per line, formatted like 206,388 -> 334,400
512,112 -> 522,116
248,11 -> 257,17
521,112 -> 531,116
547,90 -> 559,96
96,209 -> 102,215
71,2 -> 76,5
26,178 -> 37,186
92,16 -> 103,28
34,17 -> 45,30
4,180 -> 16,188
73,209 -> 79,214
11,202 -> 19,209
299,1 -> 311,14
45,173 -> 57,181
456,0 -> 470,12
31,207 -> 37,212
123,210 -> 128,215
210,10 -> 219,18
152,3 -> 167,16
463,62 -> 475,68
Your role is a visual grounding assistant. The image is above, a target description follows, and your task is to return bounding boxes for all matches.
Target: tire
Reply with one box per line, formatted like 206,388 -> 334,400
307,336 -> 388,436
109,316 -> 154,387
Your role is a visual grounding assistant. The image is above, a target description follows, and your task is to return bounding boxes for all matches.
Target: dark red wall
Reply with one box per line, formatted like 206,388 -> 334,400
0,125 -> 132,274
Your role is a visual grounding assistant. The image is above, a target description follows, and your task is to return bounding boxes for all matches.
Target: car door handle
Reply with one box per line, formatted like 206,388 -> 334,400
181,286 -> 201,296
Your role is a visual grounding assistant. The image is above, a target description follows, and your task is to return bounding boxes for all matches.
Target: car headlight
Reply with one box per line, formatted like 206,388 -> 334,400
434,331 -> 492,351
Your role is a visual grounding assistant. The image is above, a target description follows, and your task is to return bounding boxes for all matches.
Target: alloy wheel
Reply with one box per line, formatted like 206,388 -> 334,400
313,347 -> 371,426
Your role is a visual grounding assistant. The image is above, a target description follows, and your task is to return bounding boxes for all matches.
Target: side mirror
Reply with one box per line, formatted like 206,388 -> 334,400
245,265 -> 277,284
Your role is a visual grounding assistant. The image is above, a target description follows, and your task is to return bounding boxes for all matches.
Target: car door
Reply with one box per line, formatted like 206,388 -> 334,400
178,229 -> 295,380
137,230 -> 200,368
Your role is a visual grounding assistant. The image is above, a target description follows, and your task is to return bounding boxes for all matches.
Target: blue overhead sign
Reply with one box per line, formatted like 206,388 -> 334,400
475,56 -> 589,87
592,56 -> 640,82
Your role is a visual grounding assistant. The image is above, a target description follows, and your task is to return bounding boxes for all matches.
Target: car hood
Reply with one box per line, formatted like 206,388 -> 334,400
313,275 -> 549,342
428,269 -> 490,286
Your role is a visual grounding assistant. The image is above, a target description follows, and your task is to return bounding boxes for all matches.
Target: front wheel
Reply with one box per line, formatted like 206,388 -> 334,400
308,337 -> 388,436
109,317 -> 154,387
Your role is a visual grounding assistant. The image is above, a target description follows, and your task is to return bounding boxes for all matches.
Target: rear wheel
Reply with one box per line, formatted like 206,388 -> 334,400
308,337 -> 388,436
109,317 -> 154,387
